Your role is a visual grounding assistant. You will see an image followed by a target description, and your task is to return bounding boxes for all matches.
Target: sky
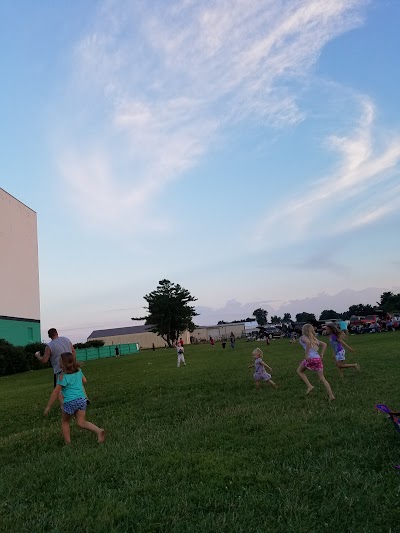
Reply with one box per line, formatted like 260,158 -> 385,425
1,0 -> 399,342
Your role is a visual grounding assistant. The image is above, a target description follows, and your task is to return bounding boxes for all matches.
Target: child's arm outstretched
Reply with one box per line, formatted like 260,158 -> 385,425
319,340 -> 327,358
248,363 -> 255,368
44,384 -> 63,415
340,339 -> 355,352
261,361 -> 272,371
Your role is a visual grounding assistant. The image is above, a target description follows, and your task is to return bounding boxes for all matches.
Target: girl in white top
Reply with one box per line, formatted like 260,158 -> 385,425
297,324 -> 335,401
176,345 -> 186,367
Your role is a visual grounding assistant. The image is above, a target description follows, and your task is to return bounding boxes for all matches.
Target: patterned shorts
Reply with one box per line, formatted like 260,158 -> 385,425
335,350 -> 346,362
63,398 -> 87,415
301,358 -> 323,371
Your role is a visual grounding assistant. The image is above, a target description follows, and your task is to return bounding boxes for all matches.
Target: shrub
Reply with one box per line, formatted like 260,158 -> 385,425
0,339 -> 28,376
0,340 -> 49,376
24,342 -> 49,371
74,340 -> 105,349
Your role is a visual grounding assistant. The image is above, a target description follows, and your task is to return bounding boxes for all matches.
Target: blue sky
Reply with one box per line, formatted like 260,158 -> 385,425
1,0 -> 399,341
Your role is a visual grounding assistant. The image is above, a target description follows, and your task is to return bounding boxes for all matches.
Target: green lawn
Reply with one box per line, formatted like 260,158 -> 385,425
1,334 -> 400,532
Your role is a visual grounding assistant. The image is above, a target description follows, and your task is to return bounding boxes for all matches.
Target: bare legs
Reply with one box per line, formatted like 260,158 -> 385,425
297,364 -> 314,395
58,392 -> 64,409
75,410 -> 105,443
62,412 -> 72,444
336,361 -> 360,377
297,365 -> 335,401
255,379 -> 277,390
61,410 -> 105,444
316,370 -> 335,401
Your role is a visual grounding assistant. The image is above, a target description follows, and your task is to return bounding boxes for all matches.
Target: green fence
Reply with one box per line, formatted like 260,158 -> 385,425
75,343 -> 140,362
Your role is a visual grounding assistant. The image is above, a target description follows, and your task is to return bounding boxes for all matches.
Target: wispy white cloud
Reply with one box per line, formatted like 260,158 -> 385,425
255,95 -> 400,243
55,0 -> 367,230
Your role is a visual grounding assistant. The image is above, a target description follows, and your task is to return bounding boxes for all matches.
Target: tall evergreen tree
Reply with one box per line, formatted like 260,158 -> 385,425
252,308 -> 268,326
132,279 -> 198,347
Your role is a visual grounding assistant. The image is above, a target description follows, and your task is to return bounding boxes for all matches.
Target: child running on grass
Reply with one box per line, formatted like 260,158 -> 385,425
325,322 -> 360,377
297,324 -> 335,401
248,348 -> 277,390
44,352 -> 105,444
177,344 -> 186,367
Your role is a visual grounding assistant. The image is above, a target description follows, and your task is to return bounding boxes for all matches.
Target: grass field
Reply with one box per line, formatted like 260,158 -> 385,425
1,334 -> 400,532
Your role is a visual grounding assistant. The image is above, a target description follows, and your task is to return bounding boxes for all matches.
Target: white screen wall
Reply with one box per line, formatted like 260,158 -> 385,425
0,188 -> 40,320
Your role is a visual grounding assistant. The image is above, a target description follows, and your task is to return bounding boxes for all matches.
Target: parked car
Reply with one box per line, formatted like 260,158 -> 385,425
263,327 -> 284,339
361,314 -> 379,325
350,316 -> 364,327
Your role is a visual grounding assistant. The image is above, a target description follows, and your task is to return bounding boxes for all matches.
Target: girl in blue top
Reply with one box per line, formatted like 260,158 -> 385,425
44,352 -> 105,445
325,323 -> 360,377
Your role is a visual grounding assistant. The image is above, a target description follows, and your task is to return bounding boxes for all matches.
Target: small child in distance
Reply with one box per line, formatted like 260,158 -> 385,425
248,347 -> 277,390
177,344 -> 186,368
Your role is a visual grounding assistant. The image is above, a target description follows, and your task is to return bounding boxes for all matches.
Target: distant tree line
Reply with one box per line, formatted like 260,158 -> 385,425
228,292 -> 400,326
131,280 -> 400,347
73,340 -> 105,350
217,318 -> 254,324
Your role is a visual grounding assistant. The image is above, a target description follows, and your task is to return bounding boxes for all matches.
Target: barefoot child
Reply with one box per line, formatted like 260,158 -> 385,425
248,348 -> 277,390
44,352 -> 105,444
297,324 -> 335,401
325,322 -> 360,377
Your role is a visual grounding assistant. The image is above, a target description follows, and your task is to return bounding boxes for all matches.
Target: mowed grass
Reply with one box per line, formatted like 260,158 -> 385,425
1,335 -> 400,532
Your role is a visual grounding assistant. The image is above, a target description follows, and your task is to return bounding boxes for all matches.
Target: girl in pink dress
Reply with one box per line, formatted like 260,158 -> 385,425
297,324 -> 335,401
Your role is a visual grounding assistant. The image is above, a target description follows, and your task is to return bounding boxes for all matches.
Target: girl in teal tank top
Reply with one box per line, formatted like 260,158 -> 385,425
44,352 -> 105,445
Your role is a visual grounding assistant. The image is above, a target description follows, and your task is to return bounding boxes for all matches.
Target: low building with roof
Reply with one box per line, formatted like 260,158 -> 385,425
87,325 -> 190,349
191,322 -> 245,342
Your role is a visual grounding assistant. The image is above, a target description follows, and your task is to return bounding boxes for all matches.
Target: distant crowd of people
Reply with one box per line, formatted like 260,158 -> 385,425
208,332 -> 236,350
348,316 -> 399,334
